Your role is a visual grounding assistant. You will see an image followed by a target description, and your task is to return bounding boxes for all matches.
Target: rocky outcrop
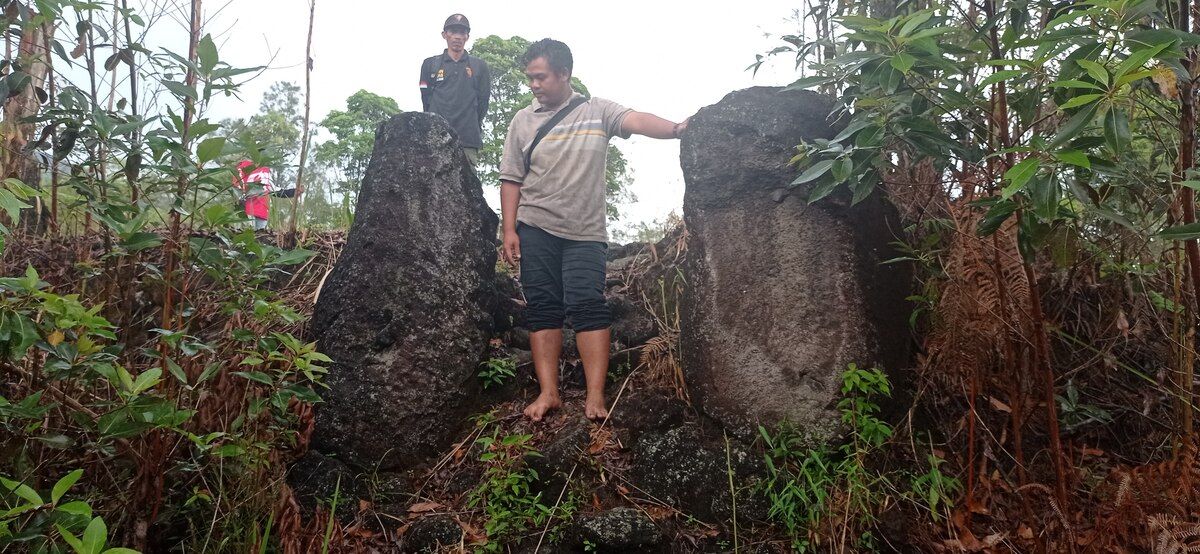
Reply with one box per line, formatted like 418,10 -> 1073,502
570,508 -> 663,552
309,112 -> 498,471
401,515 -> 464,553
679,86 -> 911,441
629,423 -> 762,523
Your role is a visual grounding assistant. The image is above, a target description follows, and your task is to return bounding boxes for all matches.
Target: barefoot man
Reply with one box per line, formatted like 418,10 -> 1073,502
498,39 -> 687,421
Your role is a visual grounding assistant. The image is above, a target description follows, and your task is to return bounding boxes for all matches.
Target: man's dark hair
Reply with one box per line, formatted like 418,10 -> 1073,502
521,39 -> 573,76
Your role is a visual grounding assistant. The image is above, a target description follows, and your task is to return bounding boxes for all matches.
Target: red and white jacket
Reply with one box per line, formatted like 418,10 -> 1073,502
234,164 -> 273,220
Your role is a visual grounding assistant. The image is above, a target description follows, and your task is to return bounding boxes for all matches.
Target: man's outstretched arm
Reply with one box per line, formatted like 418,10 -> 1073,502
621,111 -> 688,140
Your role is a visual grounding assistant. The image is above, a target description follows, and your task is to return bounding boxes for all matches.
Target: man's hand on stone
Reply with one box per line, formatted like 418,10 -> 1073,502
673,118 -> 689,139
503,230 -> 521,265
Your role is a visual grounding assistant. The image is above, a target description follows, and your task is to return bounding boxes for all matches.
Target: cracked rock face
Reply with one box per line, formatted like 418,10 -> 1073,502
680,86 -> 912,441
309,112 -> 498,471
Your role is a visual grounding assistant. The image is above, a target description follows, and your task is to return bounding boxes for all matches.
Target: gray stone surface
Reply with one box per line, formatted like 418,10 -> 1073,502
571,508 -> 662,551
402,515 -> 463,552
679,86 -> 911,441
629,424 -> 761,523
525,418 -> 589,498
287,450 -> 361,521
609,294 -> 657,348
310,112 -> 498,470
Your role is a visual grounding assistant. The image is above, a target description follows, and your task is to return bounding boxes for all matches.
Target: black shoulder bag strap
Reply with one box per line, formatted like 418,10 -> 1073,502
523,96 -> 588,173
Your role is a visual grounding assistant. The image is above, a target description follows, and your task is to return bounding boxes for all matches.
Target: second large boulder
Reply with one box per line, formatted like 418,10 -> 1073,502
679,87 -> 911,440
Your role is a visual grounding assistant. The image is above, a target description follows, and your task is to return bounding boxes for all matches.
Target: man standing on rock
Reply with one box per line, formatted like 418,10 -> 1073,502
419,13 -> 491,169
499,39 -> 687,422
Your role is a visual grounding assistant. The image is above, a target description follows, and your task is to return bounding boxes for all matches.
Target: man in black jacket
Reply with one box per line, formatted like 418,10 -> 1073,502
419,14 -> 491,169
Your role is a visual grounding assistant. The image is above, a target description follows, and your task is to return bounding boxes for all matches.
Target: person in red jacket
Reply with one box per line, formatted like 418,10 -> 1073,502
234,160 -> 273,230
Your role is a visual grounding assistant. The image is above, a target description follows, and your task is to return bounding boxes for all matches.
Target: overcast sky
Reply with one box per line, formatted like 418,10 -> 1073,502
190,1 -> 806,231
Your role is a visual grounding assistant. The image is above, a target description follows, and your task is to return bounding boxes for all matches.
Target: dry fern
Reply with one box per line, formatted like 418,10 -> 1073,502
920,199 -> 1031,388
1149,514 -> 1200,554
639,331 -> 688,402
1018,482 -> 1076,546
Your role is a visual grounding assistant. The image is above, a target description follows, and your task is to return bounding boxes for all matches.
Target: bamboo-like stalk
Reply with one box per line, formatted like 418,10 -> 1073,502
289,0 -> 316,245
43,31 -> 58,234
160,0 -> 202,384
120,0 -> 141,351
983,0 -> 1071,525
1172,240 -> 1186,458
121,0 -> 141,204
139,5 -> 202,546
107,2 -> 118,112
1177,0 -> 1200,457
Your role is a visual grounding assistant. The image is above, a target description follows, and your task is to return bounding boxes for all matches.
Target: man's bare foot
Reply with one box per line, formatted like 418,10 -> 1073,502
523,393 -> 561,422
584,395 -> 609,421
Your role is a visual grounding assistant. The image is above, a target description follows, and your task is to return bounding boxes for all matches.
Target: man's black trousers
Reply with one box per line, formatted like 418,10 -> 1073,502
517,223 -> 610,332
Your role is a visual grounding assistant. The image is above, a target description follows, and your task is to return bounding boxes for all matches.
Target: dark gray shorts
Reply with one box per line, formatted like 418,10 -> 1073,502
517,223 -> 610,332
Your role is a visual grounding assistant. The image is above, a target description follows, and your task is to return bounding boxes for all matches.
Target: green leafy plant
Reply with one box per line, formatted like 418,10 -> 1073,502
0,470 -> 138,553
754,1 -> 1200,539
758,364 -> 895,552
909,451 -> 962,524
478,356 -> 517,389
0,3 -> 331,550
466,431 -> 564,551
1056,379 -> 1116,432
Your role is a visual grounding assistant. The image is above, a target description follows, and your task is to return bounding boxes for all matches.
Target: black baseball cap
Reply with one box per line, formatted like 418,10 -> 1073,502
443,14 -> 470,32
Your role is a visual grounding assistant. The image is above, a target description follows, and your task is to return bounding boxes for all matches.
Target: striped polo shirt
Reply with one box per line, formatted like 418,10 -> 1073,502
498,92 -> 631,243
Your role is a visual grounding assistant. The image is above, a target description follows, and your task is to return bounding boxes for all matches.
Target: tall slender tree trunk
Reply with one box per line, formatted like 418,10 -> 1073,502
2,4 -> 54,233
1175,0 -> 1200,459
289,0 -> 316,246
983,0 -> 1070,525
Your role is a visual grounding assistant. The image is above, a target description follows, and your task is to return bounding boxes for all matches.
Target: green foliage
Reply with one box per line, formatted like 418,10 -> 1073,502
466,426 -> 569,551
308,89 -> 400,226
478,356 -> 517,389
909,451 -> 961,524
471,35 -> 635,219
312,90 -> 400,214
0,255 -> 325,547
1,469 -> 138,553
0,2 -> 329,550
1056,379 -> 1116,432
757,364 -> 895,552
758,365 -> 965,550
772,0 -> 1192,258
0,179 -> 37,241
221,81 -> 302,168
885,218 -> 952,329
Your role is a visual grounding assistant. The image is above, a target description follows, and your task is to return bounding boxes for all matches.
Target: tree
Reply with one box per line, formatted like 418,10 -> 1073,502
297,159 -> 343,229
312,89 -> 400,212
472,35 -> 635,219
221,81 -> 303,174
220,82 -> 310,229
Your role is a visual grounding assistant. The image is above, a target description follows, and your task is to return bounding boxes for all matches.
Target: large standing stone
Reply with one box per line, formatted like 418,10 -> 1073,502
679,87 -> 911,441
309,113 -> 498,470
